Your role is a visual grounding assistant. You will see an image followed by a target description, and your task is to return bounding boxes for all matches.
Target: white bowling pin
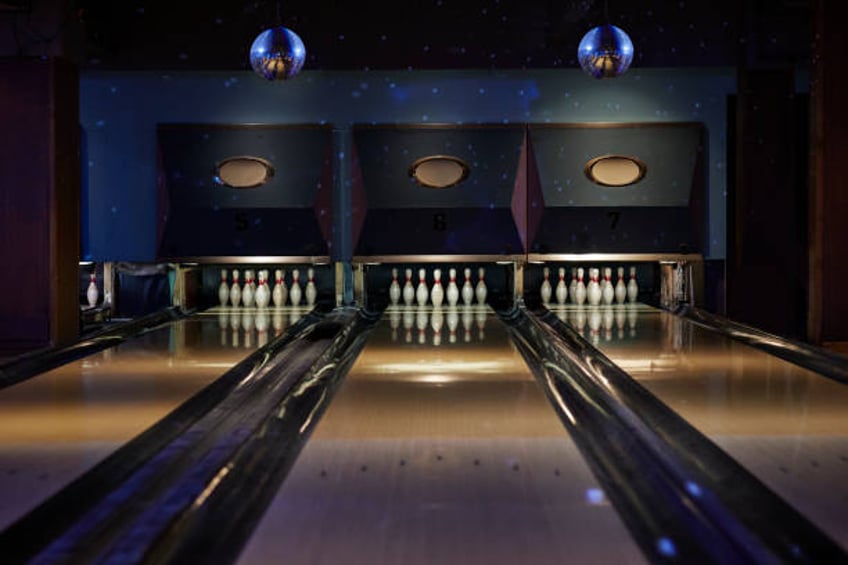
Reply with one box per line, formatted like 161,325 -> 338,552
229,269 -> 241,307
431,268 -> 444,307
416,268 -> 429,307
446,268 -> 459,306
475,267 -> 487,305
402,268 -> 415,306
627,266 -> 639,303
242,270 -> 255,308
587,268 -> 602,306
272,269 -> 284,307
602,267 -> 615,305
218,269 -> 229,307
461,268 -> 474,305
86,273 -> 99,307
540,267 -> 552,305
575,267 -> 587,305
555,267 -> 568,305
290,269 -> 302,306
305,267 -> 317,306
255,271 -> 270,308
615,267 -> 627,304
389,268 -> 401,305
569,267 -> 578,303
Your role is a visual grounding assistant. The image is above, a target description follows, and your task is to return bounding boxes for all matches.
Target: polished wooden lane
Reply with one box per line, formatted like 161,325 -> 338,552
551,303 -> 848,550
239,306 -> 644,565
0,307 -> 301,531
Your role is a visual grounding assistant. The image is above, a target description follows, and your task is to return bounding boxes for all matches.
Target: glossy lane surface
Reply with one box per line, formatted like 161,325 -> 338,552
239,306 -> 644,565
550,303 -> 848,549
0,307 -> 303,530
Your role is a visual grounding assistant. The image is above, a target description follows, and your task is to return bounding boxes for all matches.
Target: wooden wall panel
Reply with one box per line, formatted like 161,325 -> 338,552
0,58 -> 79,352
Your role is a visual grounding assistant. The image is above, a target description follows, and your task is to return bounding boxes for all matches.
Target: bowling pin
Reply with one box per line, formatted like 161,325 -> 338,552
290,269 -> 302,306
272,269 -> 284,307
431,268 -> 444,307
242,270 -> 255,308
475,267 -> 487,305
218,269 -> 229,307
555,267 -> 568,305
601,267 -> 615,305
446,268 -> 459,306
461,267 -> 474,306
255,270 -> 270,308
615,267 -> 627,304
587,268 -> 602,306
305,267 -> 317,306
229,269 -> 242,307
389,268 -> 401,305
569,267 -> 578,303
402,268 -> 415,306
416,268 -> 429,307
540,267 -> 552,305
627,266 -> 639,303
575,267 -> 587,305
86,272 -> 99,307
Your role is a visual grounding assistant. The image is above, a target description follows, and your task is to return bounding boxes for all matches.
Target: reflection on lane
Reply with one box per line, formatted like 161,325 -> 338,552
0,307 -> 307,531
565,303 -> 848,550
238,307 -> 645,565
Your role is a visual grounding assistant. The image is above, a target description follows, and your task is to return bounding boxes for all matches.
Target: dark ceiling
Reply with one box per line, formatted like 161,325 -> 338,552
20,0 -> 815,71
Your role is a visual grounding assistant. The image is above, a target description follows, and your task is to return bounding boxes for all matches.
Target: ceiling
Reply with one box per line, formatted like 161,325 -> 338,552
63,0 -> 811,71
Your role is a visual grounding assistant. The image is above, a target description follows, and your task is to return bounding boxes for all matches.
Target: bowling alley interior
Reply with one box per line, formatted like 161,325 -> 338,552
1,0 -> 848,562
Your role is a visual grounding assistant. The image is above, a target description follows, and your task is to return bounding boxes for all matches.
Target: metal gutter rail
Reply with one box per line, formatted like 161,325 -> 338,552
675,304 -> 848,385
0,306 -> 187,390
0,305 -> 376,563
501,304 -> 847,564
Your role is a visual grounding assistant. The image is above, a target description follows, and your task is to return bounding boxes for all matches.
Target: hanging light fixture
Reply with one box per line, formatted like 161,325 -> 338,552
577,1 -> 634,79
249,2 -> 306,81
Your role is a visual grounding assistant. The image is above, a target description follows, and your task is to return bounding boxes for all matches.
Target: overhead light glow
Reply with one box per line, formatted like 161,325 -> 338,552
584,155 -> 646,187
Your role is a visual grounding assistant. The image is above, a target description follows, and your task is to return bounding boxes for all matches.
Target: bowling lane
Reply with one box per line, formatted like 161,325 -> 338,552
0,306 -> 304,531
238,306 -> 645,565
550,303 -> 848,549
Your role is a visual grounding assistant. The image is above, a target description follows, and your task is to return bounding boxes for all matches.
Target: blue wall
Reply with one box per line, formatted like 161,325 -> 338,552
80,68 -> 734,261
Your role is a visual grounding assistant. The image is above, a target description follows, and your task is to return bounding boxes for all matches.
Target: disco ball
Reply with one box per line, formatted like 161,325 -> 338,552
577,24 -> 634,79
249,26 -> 306,80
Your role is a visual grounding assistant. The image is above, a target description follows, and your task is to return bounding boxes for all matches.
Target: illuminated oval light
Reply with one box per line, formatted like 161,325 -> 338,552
584,155 -> 646,187
214,156 -> 275,189
409,155 -> 470,189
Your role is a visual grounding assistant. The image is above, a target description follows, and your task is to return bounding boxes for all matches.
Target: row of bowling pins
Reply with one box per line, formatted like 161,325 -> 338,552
218,268 -> 317,308
217,307 -> 306,348
541,266 -> 638,306
389,267 -> 488,307
389,305 -> 489,345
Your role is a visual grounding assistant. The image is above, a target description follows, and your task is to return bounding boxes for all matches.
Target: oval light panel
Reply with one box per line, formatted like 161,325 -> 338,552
584,155 -> 646,187
214,156 -> 275,189
409,155 -> 470,189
